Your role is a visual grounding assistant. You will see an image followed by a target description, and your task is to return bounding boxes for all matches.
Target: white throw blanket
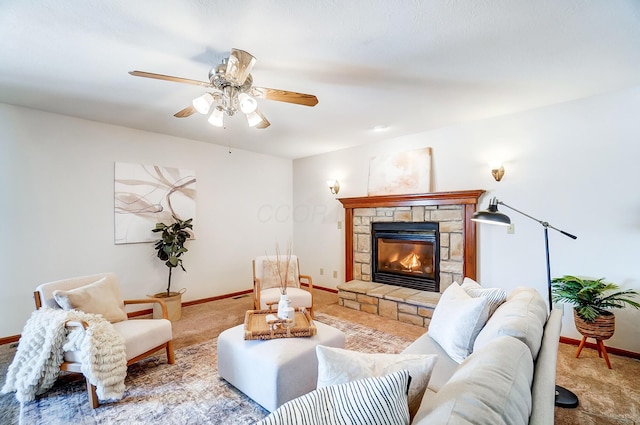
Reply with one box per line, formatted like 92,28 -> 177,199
1,307 -> 127,402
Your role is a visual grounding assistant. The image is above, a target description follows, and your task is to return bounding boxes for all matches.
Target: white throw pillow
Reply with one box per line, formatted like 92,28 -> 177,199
461,277 -> 507,316
262,260 -> 297,290
53,276 -> 127,323
256,370 -> 411,425
428,282 -> 490,363
316,345 -> 437,420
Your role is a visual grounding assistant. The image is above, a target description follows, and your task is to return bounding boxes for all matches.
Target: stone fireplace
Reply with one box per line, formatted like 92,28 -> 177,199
371,221 -> 440,292
337,190 -> 484,327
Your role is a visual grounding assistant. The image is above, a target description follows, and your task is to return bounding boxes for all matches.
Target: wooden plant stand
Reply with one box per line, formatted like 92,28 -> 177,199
575,336 -> 612,369
573,310 -> 615,369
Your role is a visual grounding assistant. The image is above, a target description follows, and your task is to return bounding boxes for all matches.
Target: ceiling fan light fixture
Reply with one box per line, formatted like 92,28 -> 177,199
208,107 -> 225,127
238,93 -> 258,114
130,47 -> 318,130
193,93 -> 214,114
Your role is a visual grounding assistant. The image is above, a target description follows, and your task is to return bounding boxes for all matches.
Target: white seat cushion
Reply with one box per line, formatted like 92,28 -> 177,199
64,318 -> 172,362
259,287 -> 312,310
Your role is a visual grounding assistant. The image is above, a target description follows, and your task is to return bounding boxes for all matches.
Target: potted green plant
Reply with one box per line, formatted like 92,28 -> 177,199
551,275 -> 640,340
151,216 -> 193,321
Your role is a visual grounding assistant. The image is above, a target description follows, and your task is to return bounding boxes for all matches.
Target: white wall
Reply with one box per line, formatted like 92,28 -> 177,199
0,104 -> 294,337
293,86 -> 640,353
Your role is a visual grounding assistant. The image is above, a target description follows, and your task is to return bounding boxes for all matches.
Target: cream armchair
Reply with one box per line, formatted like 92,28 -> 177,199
252,255 -> 314,317
33,272 -> 174,408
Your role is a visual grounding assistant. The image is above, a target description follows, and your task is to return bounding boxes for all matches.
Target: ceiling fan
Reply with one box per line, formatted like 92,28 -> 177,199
129,48 -> 318,130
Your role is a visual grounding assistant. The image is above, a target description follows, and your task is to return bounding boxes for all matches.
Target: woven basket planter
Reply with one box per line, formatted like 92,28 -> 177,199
574,309 -> 615,340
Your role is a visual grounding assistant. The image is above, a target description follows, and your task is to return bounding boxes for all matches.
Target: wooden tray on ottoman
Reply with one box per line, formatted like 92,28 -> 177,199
244,309 -> 316,340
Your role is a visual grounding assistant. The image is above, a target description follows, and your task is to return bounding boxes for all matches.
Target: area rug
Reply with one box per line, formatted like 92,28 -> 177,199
0,313 -> 413,425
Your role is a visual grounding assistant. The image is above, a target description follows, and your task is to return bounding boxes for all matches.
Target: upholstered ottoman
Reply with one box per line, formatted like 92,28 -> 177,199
217,321 -> 346,412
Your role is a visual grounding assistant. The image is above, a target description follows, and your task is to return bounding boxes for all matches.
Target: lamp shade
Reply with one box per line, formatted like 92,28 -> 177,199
238,93 -> 258,114
193,93 -> 214,114
471,198 -> 511,226
208,107 -> 224,127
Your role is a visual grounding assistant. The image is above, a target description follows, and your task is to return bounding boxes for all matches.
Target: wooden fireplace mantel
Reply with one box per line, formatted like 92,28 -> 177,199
338,190 -> 485,283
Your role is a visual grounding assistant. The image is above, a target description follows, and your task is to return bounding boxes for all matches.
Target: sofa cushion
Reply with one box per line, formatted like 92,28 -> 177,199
428,282 -> 490,363
460,277 -> 507,316
53,276 -> 127,323
316,345 -> 437,420
400,333 -> 459,392
473,287 -> 548,360
255,370 -> 411,425
413,336 -> 534,425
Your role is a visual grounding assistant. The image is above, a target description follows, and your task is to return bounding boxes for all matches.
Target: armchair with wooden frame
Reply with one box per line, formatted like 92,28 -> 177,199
33,272 -> 175,408
252,255 -> 314,317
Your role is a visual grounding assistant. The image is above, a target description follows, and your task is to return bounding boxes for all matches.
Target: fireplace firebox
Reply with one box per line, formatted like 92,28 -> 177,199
371,222 -> 439,292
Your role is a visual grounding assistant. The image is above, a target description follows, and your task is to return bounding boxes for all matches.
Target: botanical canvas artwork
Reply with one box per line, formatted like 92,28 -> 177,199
114,162 -> 196,244
367,147 -> 432,196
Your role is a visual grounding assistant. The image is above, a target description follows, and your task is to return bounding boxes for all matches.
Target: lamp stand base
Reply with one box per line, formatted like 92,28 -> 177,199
555,385 -> 579,408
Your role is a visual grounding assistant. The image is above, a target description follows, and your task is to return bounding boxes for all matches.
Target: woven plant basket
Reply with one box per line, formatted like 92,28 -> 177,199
574,309 -> 615,340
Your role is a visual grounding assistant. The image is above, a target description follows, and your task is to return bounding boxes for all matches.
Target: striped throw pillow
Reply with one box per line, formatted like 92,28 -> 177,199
461,277 -> 507,316
255,370 -> 411,425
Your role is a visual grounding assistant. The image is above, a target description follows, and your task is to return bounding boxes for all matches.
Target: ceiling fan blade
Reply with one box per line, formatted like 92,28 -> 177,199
224,49 -> 256,86
174,105 -> 196,118
250,87 -> 318,107
255,109 -> 270,129
129,71 -> 213,88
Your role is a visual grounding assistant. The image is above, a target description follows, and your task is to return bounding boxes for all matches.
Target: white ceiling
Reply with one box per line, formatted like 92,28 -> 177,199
1,0 -> 639,159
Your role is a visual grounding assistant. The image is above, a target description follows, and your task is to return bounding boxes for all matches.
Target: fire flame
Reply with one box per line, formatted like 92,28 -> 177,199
400,253 -> 421,272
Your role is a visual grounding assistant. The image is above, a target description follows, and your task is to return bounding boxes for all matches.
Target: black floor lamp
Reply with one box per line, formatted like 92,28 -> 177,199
472,197 -> 579,408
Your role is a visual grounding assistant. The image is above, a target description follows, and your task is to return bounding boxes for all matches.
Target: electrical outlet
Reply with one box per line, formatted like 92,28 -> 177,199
333,270 -> 338,278
337,221 -> 342,229
507,224 -> 515,234
320,268 -> 324,275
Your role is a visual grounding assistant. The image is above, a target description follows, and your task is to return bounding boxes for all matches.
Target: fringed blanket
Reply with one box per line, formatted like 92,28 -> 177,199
1,307 -> 127,402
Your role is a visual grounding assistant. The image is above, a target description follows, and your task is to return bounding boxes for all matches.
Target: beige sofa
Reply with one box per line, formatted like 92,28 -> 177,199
403,286 -> 561,425
256,285 -> 562,425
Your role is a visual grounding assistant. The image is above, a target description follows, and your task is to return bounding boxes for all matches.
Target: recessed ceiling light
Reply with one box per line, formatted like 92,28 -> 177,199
373,125 -> 389,132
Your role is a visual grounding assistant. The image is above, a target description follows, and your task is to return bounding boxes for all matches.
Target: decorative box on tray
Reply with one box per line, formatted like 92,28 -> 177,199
244,308 -> 317,340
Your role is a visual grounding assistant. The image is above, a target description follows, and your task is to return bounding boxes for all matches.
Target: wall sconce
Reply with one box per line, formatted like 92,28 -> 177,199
491,164 -> 505,182
327,180 -> 340,195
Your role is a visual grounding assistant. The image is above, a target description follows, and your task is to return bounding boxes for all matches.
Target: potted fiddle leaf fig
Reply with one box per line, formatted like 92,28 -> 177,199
151,216 -> 193,321
551,275 -> 640,341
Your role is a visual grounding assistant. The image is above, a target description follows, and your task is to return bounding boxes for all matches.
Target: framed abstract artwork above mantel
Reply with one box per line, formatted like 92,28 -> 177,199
114,162 -> 197,244
367,147 -> 433,196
